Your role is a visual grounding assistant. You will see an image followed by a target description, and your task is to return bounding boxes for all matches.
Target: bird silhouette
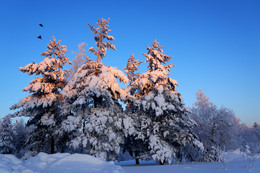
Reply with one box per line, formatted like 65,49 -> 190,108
37,35 -> 42,40
39,24 -> 44,27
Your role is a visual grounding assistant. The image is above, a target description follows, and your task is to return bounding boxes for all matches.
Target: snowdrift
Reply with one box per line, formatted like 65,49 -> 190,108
1,151 -> 260,173
0,152 -> 123,173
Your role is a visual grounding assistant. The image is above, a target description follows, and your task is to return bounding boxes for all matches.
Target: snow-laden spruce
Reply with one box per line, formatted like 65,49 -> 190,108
60,18 -> 135,160
125,40 -> 203,164
12,119 -> 28,158
9,36 -> 71,154
0,117 -> 15,154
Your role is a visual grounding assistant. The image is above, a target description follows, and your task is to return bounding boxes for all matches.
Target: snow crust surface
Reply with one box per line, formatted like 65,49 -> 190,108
0,151 -> 260,173
120,150 -> 260,173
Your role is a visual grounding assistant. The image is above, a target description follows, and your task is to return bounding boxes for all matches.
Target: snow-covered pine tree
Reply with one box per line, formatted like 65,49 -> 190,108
0,117 -> 15,154
129,40 -> 203,164
13,119 -> 28,158
61,18 -> 135,160
123,54 -> 148,164
10,36 -> 71,154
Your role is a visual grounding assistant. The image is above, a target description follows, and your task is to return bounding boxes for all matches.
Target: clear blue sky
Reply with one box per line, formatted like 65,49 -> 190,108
0,0 -> 259,125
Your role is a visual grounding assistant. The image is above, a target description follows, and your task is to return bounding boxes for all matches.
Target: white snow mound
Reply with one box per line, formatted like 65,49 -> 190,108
0,152 -> 123,173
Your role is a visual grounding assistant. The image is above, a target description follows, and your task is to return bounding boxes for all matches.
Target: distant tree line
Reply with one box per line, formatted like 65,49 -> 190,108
189,89 -> 260,161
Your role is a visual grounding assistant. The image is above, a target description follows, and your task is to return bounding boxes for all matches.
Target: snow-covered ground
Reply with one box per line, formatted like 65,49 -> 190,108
121,159 -> 260,173
0,151 -> 259,173
0,153 -> 122,173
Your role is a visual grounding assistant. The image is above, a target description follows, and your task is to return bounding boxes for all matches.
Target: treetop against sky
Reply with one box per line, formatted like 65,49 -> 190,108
0,0 -> 259,125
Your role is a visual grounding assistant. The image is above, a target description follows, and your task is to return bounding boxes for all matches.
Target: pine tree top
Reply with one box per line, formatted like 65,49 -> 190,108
88,18 -> 116,62
10,36 -> 71,113
131,41 -> 179,97
143,40 -> 175,72
124,54 -> 143,86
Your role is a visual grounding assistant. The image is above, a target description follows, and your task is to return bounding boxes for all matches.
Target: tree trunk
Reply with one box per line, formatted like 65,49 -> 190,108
135,150 -> 139,165
80,145 -> 83,154
50,137 -> 55,154
82,110 -> 86,133
61,145 -> 64,153
94,97 -> 98,108
159,160 -> 164,165
135,158 -> 140,165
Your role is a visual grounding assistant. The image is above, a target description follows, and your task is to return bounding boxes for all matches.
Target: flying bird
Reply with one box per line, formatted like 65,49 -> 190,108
37,35 -> 42,40
39,24 -> 44,27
